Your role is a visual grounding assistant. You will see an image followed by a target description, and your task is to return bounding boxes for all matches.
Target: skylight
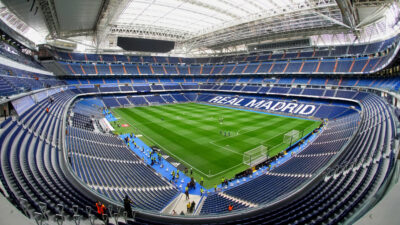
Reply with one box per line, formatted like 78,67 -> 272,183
114,0 -> 315,34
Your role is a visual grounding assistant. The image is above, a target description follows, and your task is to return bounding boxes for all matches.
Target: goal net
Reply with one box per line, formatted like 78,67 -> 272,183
283,130 -> 300,145
243,146 -> 268,167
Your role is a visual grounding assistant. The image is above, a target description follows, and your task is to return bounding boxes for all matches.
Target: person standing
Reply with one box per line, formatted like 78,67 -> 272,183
190,201 -> 195,213
185,186 -> 189,200
96,201 -> 102,216
100,203 -> 106,216
96,200 -> 107,222
100,203 -> 108,224
3,105 -> 6,120
123,195 -> 133,218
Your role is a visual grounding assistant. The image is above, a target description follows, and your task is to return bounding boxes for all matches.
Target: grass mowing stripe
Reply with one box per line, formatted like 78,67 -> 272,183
132,106 -> 222,143
144,104 -> 268,143
111,103 -> 321,188
118,108 -> 239,172
212,119 -> 305,153
149,105 -> 296,154
116,108 -> 243,174
113,108 -> 219,178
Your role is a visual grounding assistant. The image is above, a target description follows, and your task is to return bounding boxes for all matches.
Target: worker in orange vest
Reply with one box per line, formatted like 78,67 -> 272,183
100,203 -> 106,215
228,204 -> 233,212
96,201 -> 106,214
96,201 -> 102,215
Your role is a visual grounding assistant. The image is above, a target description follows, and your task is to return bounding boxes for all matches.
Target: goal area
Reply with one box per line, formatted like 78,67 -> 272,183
243,145 -> 268,167
283,130 -> 300,145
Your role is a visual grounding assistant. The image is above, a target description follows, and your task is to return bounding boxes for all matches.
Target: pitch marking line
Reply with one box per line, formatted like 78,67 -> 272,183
208,142 -> 243,156
210,128 -> 290,155
210,126 -> 262,144
112,108 -> 312,179
208,163 -> 245,178
112,110 -> 214,178
116,108 -> 249,178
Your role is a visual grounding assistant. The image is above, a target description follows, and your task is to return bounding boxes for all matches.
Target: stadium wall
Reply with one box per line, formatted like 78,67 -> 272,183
0,54 -> 53,75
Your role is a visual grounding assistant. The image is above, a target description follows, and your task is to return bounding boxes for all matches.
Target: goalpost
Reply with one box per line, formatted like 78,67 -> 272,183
283,130 -> 300,146
243,145 -> 268,167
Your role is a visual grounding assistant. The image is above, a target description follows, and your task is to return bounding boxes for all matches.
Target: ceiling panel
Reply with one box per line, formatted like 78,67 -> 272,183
1,0 -> 49,36
54,0 -> 104,32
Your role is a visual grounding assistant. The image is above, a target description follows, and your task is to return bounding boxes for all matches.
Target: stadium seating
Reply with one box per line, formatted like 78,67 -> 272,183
127,90 -> 395,225
71,113 -> 94,131
200,193 -> 249,215
72,99 -> 104,118
0,71 -> 65,97
0,90 -> 96,219
54,34 -> 400,78
67,126 -> 179,211
57,53 -> 395,76
223,174 -> 309,205
55,35 -> 398,65
102,97 -> 121,108
0,76 -> 18,96
0,72 -> 397,224
0,40 -> 43,69
65,75 -> 400,92
0,29 -> 398,225
116,97 -> 130,106
127,96 -> 148,105
145,95 -> 165,104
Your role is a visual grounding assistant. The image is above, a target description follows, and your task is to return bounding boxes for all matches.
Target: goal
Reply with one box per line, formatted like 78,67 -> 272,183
283,130 -> 300,145
243,146 -> 268,167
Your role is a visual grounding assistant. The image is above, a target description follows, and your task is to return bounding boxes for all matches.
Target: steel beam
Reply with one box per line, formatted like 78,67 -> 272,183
38,0 -> 59,38
335,0 -> 360,29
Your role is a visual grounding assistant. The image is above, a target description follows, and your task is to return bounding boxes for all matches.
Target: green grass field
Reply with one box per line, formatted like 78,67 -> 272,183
111,103 -> 320,188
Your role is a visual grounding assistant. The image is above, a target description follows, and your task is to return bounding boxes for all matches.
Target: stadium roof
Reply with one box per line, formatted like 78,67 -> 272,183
0,0 -> 398,53
110,0 -> 343,41
116,0 -> 328,34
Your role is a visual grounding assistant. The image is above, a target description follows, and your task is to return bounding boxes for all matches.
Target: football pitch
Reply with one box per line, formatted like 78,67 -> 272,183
111,103 -> 321,188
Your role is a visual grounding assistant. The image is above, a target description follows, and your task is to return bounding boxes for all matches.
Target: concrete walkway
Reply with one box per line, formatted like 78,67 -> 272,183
355,162 -> 400,225
163,193 -> 202,216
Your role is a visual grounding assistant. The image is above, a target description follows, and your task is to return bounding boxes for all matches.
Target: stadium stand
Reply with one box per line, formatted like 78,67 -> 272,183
54,35 -> 400,77
66,126 -> 179,211
1,57 -> 399,225
0,90 -> 96,219
0,3 -> 400,224
64,75 -> 400,92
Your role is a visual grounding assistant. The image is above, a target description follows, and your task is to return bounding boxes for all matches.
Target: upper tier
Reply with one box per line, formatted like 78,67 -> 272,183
55,36 -> 399,65
59,55 -> 390,75
0,39 -> 43,70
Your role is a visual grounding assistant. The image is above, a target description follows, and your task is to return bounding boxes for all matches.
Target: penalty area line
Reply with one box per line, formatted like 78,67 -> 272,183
112,109 -> 216,178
